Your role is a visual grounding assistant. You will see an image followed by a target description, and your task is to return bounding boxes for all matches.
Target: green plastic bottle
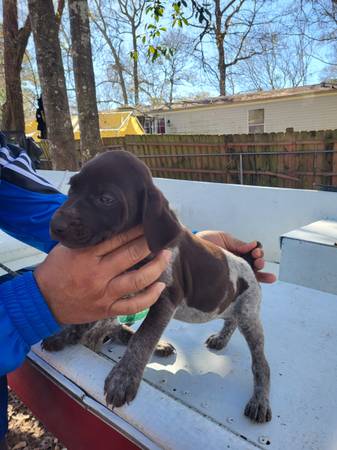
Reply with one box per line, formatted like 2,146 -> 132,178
117,308 -> 149,325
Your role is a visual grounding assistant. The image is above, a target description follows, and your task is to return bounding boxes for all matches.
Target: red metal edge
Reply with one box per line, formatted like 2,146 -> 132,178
8,360 -> 140,450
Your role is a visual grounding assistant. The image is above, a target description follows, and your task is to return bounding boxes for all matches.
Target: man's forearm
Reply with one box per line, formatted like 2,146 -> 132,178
0,272 -> 60,375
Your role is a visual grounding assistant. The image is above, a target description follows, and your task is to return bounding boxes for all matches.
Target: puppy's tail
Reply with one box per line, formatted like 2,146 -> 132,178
240,241 -> 262,269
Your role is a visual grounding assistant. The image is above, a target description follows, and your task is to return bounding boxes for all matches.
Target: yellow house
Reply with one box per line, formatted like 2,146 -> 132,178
25,111 -> 144,141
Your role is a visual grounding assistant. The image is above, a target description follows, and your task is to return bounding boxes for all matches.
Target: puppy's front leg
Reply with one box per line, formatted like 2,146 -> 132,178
104,295 -> 176,408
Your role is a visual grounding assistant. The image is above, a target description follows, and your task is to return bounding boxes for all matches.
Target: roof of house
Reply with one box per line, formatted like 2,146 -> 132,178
25,111 -> 144,141
148,82 -> 337,114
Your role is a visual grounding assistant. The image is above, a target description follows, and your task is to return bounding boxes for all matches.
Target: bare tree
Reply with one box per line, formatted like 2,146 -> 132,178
288,0 -> 336,70
59,20 -> 76,93
21,49 -> 40,120
114,0 -> 146,105
91,0 -> 151,105
159,31 -> 195,104
138,30 -> 197,105
68,0 -> 102,160
89,0 -> 209,106
28,0 -> 78,170
196,0 -> 270,95
2,0 -> 31,131
303,0 -> 337,41
239,25 -> 314,90
320,41 -> 337,80
90,0 -> 129,105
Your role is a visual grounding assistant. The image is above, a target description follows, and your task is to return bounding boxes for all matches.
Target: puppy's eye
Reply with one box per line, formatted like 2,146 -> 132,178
98,193 -> 117,206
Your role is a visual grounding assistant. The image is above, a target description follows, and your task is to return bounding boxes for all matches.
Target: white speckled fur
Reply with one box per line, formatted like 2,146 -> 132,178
160,245 -> 180,286
172,247 -> 260,324
174,299 -> 221,323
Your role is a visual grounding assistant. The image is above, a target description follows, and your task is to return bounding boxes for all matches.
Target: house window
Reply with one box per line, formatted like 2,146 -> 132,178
143,117 -> 166,134
156,118 -> 166,134
248,109 -> 264,133
144,118 -> 153,134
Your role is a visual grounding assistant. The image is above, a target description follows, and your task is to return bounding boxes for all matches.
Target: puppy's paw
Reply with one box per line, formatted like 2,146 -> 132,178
205,333 -> 226,350
154,340 -> 175,357
244,396 -> 272,423
42,335 -> 68,352
42,324 -> 91,352
104,363 -> 142,408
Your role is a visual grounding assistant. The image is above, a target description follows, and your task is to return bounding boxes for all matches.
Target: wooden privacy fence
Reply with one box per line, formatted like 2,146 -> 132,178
102,130 -> 337,190
39,129 -> 337,190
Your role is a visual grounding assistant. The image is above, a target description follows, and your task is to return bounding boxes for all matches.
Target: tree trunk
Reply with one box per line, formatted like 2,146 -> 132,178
28,0 -> 78,170
131,23 -> 139,105
217,45 -> 226,96
68,0 -> 102,161
2,0 -> 31,132
169,77 -> 174,105
214,0 -> 226,96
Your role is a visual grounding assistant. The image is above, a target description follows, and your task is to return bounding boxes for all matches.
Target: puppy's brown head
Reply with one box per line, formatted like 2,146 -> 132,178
50,150 -> 182,252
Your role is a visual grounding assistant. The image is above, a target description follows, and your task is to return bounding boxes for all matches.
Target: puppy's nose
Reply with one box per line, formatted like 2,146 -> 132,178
51,216 -> 68,235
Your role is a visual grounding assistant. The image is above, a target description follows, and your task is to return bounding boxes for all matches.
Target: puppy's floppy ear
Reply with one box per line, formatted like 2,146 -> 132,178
143,186 -> 181,253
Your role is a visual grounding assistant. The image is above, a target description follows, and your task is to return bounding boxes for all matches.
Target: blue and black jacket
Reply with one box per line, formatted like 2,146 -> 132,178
0,134 -> 66,438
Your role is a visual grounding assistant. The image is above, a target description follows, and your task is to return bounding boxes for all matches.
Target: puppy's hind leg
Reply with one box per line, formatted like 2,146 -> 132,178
42,323 -> 92,352
82,318 -> 121,352
237,287 -> 271,423
206,317 -> 237,350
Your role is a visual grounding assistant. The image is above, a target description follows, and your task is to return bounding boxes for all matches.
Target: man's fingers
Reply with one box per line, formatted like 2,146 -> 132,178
100,236 -> 151,276
252,247 -> 264,259
237,242 -> 264,260
237,241 -> 258,254
106,282 -> 166,317
256,272 -> 277,284
94,226 -> 144,257
253,257 -> 265,271
108,250 -> 171,297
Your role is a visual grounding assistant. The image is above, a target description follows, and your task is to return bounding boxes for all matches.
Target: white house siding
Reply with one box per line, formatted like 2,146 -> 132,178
154,92 -> 337,134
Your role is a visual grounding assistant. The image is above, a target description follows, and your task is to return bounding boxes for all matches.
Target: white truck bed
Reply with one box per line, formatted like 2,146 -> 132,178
3,174 -> 337,450
28,278 -> 337,450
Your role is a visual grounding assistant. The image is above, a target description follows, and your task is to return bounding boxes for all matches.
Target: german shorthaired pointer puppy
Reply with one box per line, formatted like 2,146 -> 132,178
43,150 -> 271,423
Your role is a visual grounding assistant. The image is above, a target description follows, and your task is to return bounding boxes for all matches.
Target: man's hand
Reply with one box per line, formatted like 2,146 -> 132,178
196,230 -> 277,284
34,226 -> 171,324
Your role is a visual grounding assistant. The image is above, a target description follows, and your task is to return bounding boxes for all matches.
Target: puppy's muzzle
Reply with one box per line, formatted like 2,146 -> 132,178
50,210 -> 90,245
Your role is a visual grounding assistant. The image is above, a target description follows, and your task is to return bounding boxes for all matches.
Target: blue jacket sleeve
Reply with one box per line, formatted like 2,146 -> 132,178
0,140 -> 66,374
0,272 -> 60,375
0,142 -> 67,252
